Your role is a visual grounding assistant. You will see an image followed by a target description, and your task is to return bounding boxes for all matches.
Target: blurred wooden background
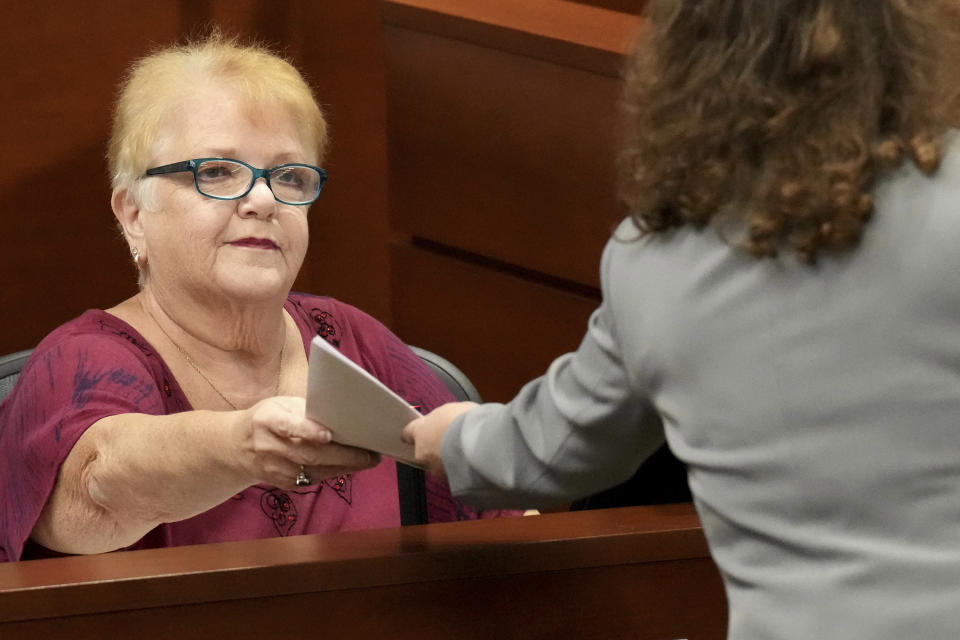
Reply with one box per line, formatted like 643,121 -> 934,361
1,0 -> 645,405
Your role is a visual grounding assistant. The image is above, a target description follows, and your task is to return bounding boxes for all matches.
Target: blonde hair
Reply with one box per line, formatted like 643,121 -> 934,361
620,0 -> 960,263
107,31 -> 328,195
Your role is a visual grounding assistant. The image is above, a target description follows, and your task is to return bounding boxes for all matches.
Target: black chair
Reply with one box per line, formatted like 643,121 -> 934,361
397,346 -> 482,525
0,348 -> 32,403
408,346 -> 481,404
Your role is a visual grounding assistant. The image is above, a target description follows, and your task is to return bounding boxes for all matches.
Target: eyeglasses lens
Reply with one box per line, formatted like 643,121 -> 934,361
194,160 -> 321,204
195,160 -> 250,199
269,166 -> 322,204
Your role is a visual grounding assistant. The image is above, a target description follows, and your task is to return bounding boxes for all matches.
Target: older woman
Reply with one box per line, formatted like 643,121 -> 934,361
405,0 -> 960,638
0,34 -> 508,563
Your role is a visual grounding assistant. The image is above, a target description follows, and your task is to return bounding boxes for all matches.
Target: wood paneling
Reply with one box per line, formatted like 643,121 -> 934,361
391,242 -> 599,402
0,0 -> 391,356
0,504 -> 727,640
575,0 -> 648,13
1,3 -> 181,354
384,0 -> 643,396
386,26 -> 624,287
382,0 -> 643,74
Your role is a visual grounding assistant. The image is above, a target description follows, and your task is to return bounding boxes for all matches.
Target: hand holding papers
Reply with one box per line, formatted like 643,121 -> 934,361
305,336 -> 421,466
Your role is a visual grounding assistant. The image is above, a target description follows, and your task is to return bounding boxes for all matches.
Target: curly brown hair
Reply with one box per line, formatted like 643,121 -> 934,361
620,0 -> 960,262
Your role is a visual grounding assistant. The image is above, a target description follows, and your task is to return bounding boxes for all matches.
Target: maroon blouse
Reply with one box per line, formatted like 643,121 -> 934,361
0,293 -> 512,562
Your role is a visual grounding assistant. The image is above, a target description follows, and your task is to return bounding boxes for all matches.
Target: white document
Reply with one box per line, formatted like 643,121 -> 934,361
305,335 -> 420,466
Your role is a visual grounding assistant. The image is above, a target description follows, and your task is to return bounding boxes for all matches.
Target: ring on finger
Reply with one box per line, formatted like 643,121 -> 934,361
295,464 -> 313,487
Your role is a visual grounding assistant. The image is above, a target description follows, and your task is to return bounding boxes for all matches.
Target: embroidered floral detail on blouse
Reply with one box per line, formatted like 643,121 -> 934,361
260,488 -> 298,536
314,310 -> 342,347
325,474 -> 352,505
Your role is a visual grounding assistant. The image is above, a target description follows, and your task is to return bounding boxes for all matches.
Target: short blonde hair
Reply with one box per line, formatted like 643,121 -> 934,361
107,31 -> 328,193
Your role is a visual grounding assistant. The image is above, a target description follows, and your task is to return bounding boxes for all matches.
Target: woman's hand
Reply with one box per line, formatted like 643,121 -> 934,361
239,396 -> 380,489
402,401 -> 477,480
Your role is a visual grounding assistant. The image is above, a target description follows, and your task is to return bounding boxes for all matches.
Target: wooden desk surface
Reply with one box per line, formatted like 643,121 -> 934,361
0,504 -> 727,639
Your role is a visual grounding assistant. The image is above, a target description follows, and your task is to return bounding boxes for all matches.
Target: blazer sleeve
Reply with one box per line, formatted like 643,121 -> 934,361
441,237 -> 665,509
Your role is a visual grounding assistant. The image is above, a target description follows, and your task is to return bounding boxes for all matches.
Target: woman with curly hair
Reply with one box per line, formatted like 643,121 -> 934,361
405,0 -> 960,637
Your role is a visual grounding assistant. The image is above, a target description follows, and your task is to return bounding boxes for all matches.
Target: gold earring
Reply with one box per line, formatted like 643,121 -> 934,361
131,247 -> 143,267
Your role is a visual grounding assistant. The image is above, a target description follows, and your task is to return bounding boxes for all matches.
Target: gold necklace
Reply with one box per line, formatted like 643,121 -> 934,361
142,303 -> 285,410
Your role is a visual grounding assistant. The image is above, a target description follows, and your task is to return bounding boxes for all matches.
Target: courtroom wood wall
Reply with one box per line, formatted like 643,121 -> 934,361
383,0 -> 644,401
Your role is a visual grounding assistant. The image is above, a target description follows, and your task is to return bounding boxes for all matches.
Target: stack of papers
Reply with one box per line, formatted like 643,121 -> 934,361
305,336 -> 421,466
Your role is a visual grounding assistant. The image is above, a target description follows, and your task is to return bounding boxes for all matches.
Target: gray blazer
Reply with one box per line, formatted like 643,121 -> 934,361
443,133 -> 960,639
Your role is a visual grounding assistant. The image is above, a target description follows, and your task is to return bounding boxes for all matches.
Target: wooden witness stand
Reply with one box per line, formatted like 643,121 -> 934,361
0,504 -> 726,639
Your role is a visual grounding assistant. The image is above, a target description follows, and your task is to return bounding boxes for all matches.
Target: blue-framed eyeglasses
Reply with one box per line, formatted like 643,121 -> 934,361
144,157 -> 328,206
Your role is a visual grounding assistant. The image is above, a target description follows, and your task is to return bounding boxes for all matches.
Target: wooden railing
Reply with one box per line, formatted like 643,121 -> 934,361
0,504 -> 726,639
